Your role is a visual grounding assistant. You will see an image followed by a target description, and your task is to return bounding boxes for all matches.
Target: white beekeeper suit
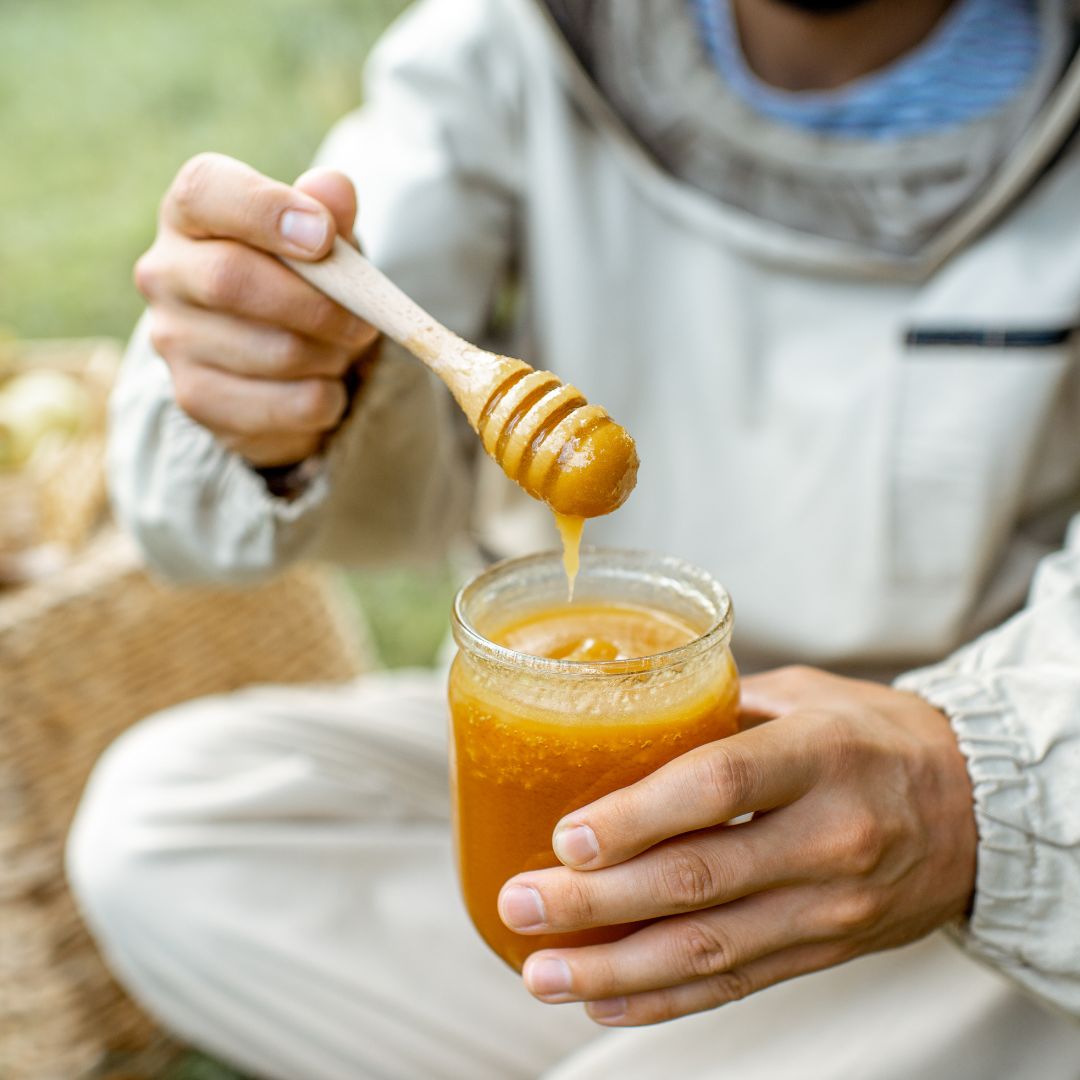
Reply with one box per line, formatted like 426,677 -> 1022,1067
69,0 -> 1080,1076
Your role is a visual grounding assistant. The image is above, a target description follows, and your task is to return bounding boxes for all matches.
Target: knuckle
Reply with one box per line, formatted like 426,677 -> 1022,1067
660,845 -> 722,910
594,790 -> 645,851
779,663 -> 815,681
835,811 -> 885,876
694,743 -> 757,810
575,951 -> 619,998
561,873 -> 598,927
347,319 -> 378,350
831,889 -> 881,934
266,332 -> 309,376
305,294 -> 351,340
811,710 -> 858,772
147,311 -> 180,359
133,251 -> 163,298
704,966 -> 755,1006
678,917 -> 736,979
170,152 -> 219,219
292,378 -> 344,429
774,664 -> 817,691
629,991 -> 679,1025
204,247 -> 248,307
249,182 -> 292,233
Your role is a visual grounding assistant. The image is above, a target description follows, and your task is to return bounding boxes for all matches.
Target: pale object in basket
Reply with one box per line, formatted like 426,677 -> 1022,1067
0,339 -> 119,566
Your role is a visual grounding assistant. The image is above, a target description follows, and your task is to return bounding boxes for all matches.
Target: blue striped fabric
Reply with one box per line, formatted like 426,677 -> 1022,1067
689,0 -> 1042,139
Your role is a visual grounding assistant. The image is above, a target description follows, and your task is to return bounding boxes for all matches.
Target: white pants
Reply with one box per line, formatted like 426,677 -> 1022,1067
67,672 -> 1080,1080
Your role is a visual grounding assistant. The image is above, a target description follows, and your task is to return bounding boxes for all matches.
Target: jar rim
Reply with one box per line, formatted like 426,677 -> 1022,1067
451,547 -> 734,678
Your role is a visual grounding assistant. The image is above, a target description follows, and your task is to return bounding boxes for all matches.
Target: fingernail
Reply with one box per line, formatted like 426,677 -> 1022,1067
553,824 -> 599,867
525,956 -> 572,997
500,885 -> 546,931
587,997 -> 627,1023
280,209 -> 328,253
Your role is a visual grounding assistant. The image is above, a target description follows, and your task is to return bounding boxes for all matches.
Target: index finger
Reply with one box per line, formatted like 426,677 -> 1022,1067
552,717 -> 820,870
163,152 -> 337,260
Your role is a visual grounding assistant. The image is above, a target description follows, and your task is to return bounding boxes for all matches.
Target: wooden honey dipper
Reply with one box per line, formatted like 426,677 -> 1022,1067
285,239 -> 638,518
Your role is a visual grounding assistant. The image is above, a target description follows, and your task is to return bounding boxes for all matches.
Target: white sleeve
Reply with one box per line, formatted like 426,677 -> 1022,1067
107,0 -> 522,582
896,514 -> 1080,1016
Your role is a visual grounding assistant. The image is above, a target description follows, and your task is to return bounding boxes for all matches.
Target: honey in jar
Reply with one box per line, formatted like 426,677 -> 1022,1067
448,548 -> 738,970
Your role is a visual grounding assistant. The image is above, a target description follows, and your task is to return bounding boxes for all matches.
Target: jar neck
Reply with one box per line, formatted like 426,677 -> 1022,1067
452,548 -> 734,679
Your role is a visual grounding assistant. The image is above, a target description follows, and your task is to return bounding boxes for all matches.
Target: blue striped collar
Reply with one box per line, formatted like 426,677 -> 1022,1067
688,0 -> 1042,138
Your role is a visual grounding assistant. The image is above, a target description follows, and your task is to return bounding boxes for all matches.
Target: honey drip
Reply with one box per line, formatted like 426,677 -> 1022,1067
553,513 -> 585,600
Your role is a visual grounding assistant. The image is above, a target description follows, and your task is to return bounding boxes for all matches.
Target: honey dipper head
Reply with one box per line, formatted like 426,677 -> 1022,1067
475,366 -> 639,518
536,411 -> 639,517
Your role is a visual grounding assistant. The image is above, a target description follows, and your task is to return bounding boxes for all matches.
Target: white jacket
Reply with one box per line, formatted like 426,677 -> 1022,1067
109,0 -> 1080,1027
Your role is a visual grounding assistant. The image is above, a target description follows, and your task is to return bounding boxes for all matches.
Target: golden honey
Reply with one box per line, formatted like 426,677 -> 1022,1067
449,552 -> 738,971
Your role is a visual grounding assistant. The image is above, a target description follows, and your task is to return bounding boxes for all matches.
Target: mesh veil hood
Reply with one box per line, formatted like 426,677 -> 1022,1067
536,0 -> 1080,258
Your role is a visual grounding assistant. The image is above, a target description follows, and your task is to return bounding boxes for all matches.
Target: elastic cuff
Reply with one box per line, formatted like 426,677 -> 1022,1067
225,451 -> 330,524
894,667 -> 1037,970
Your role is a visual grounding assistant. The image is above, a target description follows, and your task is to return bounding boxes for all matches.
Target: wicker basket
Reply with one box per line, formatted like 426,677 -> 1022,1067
0,529 -> 372,1080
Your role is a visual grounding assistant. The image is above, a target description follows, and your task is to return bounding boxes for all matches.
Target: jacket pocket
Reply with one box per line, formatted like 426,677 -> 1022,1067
889,326 -> 1074,588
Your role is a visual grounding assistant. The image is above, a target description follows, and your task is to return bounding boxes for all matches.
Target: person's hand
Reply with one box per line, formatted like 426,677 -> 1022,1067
498,666 -> 977,1026
135,153 -> 378,467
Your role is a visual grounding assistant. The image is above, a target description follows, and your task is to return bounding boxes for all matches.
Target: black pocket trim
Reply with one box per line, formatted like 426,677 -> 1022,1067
905,328 -> 1075,349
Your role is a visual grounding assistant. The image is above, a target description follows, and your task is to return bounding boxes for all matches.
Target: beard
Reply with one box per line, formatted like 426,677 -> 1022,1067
769,0 -> 881,11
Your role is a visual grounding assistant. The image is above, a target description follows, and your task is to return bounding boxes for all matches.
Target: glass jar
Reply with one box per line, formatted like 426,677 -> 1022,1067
449,548 -> 738,970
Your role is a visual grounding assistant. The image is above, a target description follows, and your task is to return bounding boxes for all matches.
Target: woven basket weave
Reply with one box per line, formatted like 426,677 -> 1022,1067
0,529 -> 371,1079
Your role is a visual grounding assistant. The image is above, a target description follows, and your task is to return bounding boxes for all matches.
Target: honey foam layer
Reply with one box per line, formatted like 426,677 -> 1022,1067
491,601 -> 699,662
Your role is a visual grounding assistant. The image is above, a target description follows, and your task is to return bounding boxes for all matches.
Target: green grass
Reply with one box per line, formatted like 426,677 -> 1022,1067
0,0 -> 407,340
342,561 -> 460,669
162,1055 -> 251,1080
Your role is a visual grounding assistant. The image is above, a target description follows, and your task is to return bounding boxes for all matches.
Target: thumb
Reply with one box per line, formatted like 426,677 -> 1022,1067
294,167 -> 358,246
738,665 -> 831,728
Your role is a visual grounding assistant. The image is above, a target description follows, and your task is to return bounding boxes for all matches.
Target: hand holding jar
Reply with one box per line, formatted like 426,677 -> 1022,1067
449,549 -> 739,972
500,666 -> 978,1026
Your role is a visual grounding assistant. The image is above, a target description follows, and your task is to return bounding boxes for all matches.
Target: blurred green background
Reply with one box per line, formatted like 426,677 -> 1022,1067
1,0 -> 407,339
2,2 -> 458,1076
0,0 -> 459,671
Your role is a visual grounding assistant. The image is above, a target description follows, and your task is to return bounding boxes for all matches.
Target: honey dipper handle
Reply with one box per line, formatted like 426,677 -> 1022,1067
283,238 -> 522,431
284,237 -> 458,361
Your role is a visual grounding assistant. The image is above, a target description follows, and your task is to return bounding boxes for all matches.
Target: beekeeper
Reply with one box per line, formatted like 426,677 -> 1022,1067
69,0 -> 1080,1077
